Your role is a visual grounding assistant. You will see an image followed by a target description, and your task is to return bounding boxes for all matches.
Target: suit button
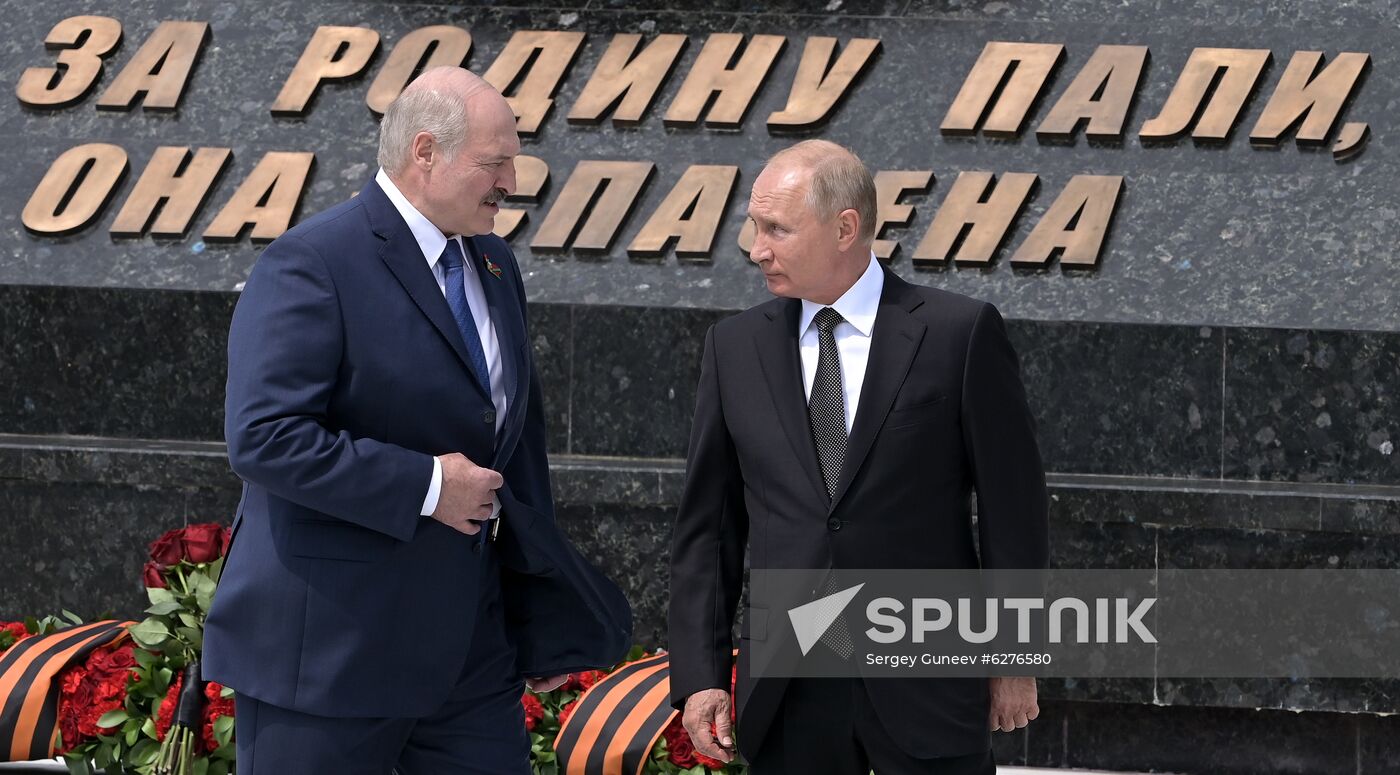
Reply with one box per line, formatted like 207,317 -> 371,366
483,409 -> 496,425
827,517 -> 843,532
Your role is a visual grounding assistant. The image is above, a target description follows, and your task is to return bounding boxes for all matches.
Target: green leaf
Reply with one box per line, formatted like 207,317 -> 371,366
213,715 -> 234,747
194,755 -> 210,775
130,738 -> 159,766
175,626 -> 204,650
191,573 -> 218,613
145,601 -> 184,617
62,752 -> 94,775
177,613 -> 201,629
124,724 -> 139,746
146,587 -> 176,606
61,609 -> 84,626
133,648 -> 158,668
96,710 -> 128,729
219,685 -> 234,699
141,718 -> 157,740
156,667 -> 173,691
129,618 -> 171,648
92,744 -> 112,769
209,759 -> 229,775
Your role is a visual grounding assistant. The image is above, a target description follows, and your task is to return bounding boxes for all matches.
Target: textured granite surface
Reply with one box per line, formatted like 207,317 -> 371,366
0,0 -> 1396,333
9,285 -> 1400,486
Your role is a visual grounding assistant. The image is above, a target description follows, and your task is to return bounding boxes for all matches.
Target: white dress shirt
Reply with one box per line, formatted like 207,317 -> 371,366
798,252 -> 884,432
374,169 -> 506,519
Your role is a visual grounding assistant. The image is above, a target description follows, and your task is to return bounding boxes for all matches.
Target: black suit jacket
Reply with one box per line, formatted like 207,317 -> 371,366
667,265 -> 1049,760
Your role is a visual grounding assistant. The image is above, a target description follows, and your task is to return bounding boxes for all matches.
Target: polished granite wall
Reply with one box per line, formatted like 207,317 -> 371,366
1,0 -> 1397,333
6,269 -> 1400,775
5,0 -> 1400,772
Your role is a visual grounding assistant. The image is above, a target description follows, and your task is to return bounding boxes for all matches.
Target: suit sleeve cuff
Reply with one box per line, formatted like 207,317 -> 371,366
420,456 -> 443,516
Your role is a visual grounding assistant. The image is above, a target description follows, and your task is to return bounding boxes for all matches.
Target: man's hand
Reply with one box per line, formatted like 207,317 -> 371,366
682,688 -> 735,763
989,676 -> 1038,732
526,675 -> 568,693
431,453 -> 503,535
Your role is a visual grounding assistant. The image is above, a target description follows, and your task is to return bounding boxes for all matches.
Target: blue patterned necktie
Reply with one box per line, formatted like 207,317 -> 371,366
439,238 -> 492,394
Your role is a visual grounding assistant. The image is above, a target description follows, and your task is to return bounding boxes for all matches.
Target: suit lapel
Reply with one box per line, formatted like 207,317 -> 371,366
754,299 -> 830,510
829,268 -> 926,511
363,181 -> 493,404
464,236 -> 529,469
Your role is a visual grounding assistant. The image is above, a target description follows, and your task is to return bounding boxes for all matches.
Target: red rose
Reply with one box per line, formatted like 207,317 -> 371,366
143,561 -> 168,589
0,622 -> 27,640
521,692 -> 544,731
662,715 -> 727,771
663,717 -> 699,768
557,699 -> 579,728
184,523 -> 227,563
149,528 -> 185,567
87,643 -> 137,685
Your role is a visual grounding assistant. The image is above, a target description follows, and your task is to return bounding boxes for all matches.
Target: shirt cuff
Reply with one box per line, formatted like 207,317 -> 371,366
421,456 -> 443,516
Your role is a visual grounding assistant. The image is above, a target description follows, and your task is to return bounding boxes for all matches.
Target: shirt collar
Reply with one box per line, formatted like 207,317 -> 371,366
799,252 -> 884,338
375,167 -> 458,270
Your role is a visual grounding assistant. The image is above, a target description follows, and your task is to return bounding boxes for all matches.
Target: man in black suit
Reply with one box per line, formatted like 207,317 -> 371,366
667,140 -> 1049,774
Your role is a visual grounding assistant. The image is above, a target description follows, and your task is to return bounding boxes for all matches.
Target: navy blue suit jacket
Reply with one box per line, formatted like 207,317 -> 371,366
204,180 -> 631,718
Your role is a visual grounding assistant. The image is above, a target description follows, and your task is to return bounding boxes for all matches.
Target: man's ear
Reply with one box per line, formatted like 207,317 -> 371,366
836,208 -> 861,251
410,131 -> 436,171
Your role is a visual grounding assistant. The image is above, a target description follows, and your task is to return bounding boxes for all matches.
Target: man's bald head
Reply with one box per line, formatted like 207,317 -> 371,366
765,139 -> 878,246
377,67 -> 506,175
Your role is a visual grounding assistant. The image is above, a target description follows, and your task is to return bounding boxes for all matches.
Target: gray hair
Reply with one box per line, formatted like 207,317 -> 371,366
769,139 -> 878,245
377,86 -> 469,174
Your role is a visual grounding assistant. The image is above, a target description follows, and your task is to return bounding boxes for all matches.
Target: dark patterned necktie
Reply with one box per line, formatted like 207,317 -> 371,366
808,307 -> 847,501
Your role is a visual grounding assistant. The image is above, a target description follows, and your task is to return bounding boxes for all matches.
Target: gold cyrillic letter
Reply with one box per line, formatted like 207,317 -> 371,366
941,42 -> 1064,137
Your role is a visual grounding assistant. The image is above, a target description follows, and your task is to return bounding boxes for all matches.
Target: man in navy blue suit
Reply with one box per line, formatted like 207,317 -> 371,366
204,67 -> 631,774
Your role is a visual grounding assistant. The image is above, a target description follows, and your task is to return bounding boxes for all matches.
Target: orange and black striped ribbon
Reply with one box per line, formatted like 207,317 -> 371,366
0,620 -> 134,762
554,650 -> 737,775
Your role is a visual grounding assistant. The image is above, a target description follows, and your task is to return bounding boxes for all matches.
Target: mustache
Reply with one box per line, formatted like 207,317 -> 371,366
483,188 -> 508,205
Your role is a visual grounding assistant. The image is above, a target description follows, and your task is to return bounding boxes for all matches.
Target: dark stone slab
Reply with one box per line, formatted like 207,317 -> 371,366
0,285 -> 231,441
184,485 -> 243,526
0,2 -> 1396,334
1161,676 -> 1400,717
0,481 -> 184,621
1049,482 -> 1320,533
555,503 -> 673,649
569,305 -> 724,458
21,443 -> 231,489
1050,521 -> 1157,570
1359,711 -> 1400,775
593,0 -> 907,16
0,447 -> 20,480
1322,496 -> 1400,535
1158,524 -> 1400,570
903,0 -> 1400,27
1056,700 -> 1361,774
529,303 -> 573,455
1013,321 -> 1224,478
551,462 -> 666,508
1040,676 -> 1154,706
1225,327 -> 1400,486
